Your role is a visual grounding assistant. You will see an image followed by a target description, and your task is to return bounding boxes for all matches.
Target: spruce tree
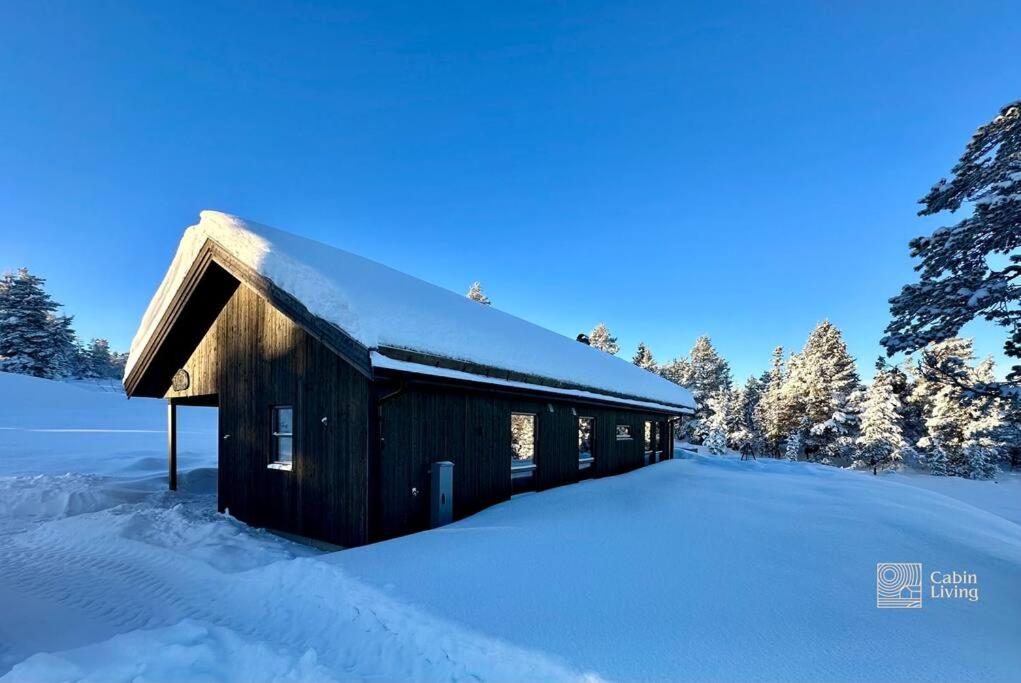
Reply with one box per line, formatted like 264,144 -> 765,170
784,432 -> 802,461
466,281 -> 492,305
81,338 -> 117,378
704,428 -> 727,455
913,338 -> 1008,478
854,363 -> 907,474
658,357 -> 690,386
589,323 -> 620,355
631,342 -> 657,371
785,321 -> 861,461
0,268 -> 76,378
882,100 -> 1021,386
685,336 -> 732,399
755,346 -> 792,456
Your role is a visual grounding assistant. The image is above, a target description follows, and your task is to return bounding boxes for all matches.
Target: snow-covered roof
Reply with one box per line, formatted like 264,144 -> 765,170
127,211 -> 694,411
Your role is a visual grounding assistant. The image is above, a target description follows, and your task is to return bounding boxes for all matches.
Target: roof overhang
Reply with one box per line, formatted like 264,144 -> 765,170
371,351 -> 694,416
124,238 -> 372,398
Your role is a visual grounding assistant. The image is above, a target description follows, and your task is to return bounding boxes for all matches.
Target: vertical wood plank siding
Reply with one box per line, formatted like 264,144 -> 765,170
167,283 -> 371,547
159,269 -> 681,547
377,384 -> 674,540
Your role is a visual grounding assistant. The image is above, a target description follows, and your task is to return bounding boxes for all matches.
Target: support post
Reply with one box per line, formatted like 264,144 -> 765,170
168,399 -> 178,491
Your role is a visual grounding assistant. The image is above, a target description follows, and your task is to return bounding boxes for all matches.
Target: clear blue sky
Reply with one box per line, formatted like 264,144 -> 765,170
2,1 -> 1019,381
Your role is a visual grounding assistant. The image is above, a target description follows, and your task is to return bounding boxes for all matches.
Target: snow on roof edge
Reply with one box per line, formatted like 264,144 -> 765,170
125,211 -> 695,410
370,353 -> 693,414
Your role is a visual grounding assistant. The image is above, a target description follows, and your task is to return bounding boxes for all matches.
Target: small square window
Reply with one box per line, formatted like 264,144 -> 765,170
271,406 -> 293,469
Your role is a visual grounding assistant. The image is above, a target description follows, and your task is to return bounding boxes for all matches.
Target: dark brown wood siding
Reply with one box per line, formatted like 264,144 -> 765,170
377,382 -> 673,539
168,284 -> 371,547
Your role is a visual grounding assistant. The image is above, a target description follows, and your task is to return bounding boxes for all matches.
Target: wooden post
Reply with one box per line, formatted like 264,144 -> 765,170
168,399 -> 178,491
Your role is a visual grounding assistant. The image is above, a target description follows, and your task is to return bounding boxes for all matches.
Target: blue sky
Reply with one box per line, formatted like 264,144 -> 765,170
1,1 -> 1019,381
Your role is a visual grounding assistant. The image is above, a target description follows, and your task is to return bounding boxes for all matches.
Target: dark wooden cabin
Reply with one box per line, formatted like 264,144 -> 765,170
124,211 -> 695,547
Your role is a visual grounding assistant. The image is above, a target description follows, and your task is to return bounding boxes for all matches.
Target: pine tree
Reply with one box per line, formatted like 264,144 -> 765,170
913,338 -> 1008,478
466,281 -> 491,305
854,363 -> 907,474
785,321 -> 861,462
658,357 -> 690,386
882,100 -> 1021,386
81,338 -> 117,379
589,323 -> 620,355
756,346 -> 792,456
685,336 -> 732,399
705,428 -> 727,455
923,440 -> 950,476
784,432 -> 802,461
730,376 -> 765,452
0,268 -> 77,378
631,342 -> 657,371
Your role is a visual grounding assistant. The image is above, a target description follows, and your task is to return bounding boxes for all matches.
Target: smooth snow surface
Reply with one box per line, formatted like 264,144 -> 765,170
125,211 -> 693,409
2,373 -> 1020,682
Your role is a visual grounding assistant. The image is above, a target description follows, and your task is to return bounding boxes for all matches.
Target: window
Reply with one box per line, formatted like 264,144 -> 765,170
511,413 -> 536,480
269,406 -> 293,470
616,424 -> 633,441
578,417 -> 594,470
645,421 -> 657,452
645,421 -> 660,464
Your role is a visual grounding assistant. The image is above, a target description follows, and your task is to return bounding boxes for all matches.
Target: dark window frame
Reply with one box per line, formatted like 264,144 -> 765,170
578,416 -> 595,470
510,412 -> 537,480
269,405 -> 294,471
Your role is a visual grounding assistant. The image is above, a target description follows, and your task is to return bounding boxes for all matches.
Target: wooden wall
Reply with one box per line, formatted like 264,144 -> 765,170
167,284 -> 371,547
377,383 -> 673,540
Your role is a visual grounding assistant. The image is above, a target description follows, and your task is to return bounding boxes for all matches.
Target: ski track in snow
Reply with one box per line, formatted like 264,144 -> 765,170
2,375 -> 1020,682
0,485 -> 587,682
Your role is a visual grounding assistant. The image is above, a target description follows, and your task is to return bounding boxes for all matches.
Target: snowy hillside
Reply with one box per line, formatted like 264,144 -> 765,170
1,373 -> 1020,682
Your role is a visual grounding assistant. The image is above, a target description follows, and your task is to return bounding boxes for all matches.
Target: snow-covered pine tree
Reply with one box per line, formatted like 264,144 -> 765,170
81,338 -> 117,379
658,357 -> 690,386
784,321 -> 861,462
0,268 -> 77,378
755,346 -> 793,456
854,362 -> 907,474
631,342 -> 657,371
48,314 -> 80,378
110,351 -> 129,379
730,376 -> 765,452
466,281 -> 491,305
784,431 -> 802,461
685,336 -> 732,399
923,440 -> 950,476
882,100 -> 1021,387
913,338 -> 1008,478
704,428 -> 727,455
588,323 -> 620,355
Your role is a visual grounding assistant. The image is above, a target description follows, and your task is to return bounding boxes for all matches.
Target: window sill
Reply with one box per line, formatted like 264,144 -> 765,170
511,462 -> 536,479
579,456 -> 594,470
267,462 -> 293,471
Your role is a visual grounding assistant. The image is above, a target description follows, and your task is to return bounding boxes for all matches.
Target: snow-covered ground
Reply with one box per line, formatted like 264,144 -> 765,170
1,372 -> 1019,682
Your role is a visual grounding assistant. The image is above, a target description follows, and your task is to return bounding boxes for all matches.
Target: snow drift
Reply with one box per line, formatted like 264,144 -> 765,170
1,373 -> 1019,682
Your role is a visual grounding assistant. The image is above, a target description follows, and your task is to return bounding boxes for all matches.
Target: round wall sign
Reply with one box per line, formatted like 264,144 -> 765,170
172,369 -> 190,392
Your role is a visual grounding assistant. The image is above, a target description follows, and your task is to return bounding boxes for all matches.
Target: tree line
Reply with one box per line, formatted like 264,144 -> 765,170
465,100 -> 1019,480
0,269 -> 127,380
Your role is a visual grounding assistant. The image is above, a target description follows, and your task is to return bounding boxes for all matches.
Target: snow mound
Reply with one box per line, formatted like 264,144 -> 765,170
5,620 -> 341,683
125,211 -> 694,409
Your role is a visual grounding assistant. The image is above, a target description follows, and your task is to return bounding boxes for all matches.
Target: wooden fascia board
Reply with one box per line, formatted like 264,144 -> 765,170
125,238 -> 373,397
374,345 -> 693,413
